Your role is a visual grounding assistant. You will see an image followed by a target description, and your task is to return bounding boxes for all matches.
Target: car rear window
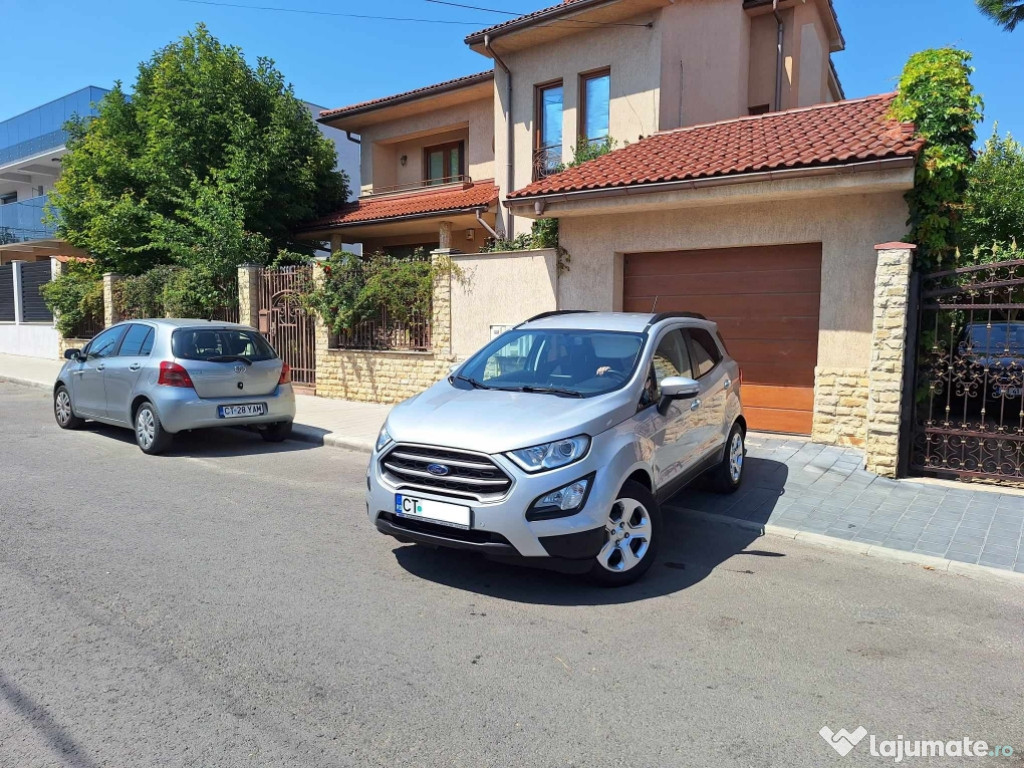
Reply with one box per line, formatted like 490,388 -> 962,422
172,328 -> 277,362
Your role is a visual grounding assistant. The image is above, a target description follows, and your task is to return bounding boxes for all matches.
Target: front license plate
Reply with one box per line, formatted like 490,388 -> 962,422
395,495 -> 471,530
218,403 -> 267,418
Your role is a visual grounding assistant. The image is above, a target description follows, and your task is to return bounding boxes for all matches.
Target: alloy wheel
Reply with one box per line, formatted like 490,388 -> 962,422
729,430 -> 744,483
597,498 -> 652,573
55,390 -> 72,426
136,408 -> 156,450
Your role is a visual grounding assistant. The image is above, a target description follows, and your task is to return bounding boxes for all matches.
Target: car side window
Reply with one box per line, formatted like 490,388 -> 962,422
652,330 -> 693,385
86,326 -> 127,360
686,329 -> 723,378
118,324 -> 154,357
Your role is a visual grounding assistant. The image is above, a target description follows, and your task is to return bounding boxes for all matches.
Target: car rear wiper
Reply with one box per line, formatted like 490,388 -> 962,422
516,385 -> 584,398
452,374 -> 489,389
207,355 -> 252,365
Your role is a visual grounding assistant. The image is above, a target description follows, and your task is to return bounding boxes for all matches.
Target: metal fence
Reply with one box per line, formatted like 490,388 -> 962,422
256,265 -> 316,390
907,258 -> 1024,482
331,309 -> 431,352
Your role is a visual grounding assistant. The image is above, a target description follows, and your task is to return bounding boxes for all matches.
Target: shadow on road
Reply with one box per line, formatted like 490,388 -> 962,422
82,421 -> 319,457
391,460 -> 790,605
0,671 -> 98,768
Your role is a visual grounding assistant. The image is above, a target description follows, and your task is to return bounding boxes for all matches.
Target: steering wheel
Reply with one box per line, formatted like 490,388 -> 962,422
599,369 -> 627,383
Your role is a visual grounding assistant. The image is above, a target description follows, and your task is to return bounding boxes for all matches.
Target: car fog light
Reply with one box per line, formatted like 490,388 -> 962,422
527,473 -> 595,521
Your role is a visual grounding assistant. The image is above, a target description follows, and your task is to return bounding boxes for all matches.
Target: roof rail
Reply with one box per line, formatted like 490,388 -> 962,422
644,311 -> 708,331
517,309 -> 593,327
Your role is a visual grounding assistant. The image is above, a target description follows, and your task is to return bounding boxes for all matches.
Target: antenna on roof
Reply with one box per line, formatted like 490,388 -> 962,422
650,296 -> 659,312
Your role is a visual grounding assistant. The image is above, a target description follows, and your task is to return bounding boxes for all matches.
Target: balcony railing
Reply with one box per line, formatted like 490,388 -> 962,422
370,175 -> 472,197
0,86 -> 108,166
0,195 -> 57,244
532,147 -> 563,181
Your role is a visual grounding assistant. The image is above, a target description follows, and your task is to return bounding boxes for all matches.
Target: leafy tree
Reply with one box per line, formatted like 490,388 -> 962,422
39,261 -> 104,337
48,24 -> 347,279
960,129 -> 1024,253
976,0 -> 1024,30
890,48 -> 983,269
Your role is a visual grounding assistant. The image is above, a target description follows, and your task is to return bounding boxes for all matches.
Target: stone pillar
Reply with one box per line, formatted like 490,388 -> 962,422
311,259 -> 331,393
430,248 -> 457,357
10,260 -> 25,325
438,220 -> 453,251
864,242 -> 916,478
102,272 -> 122,328
237,264 -> 261,328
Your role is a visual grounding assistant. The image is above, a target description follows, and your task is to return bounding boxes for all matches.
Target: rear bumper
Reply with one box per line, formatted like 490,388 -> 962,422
153,384 -> 296,433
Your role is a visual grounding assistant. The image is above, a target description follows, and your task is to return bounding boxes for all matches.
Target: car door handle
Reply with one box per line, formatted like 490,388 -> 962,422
96,364 -> 105,371
690,398 -> 702,411
71,370 -> 84,376
129,363 -> 141,371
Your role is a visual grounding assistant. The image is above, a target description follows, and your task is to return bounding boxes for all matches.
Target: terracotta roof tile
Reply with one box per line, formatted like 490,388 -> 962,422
299,182 -> 498,230
319,71 -> 493,120
508,93 -> 922,200
466,0 -> 589,41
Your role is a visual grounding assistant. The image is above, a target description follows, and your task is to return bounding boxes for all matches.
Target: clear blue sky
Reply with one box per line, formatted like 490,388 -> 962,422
5,0 -> 1023,141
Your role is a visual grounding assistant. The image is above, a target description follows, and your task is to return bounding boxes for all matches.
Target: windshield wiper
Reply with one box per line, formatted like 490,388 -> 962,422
452,374 -> 490,390
515,385 -> 584,398
208,355 -> 252,365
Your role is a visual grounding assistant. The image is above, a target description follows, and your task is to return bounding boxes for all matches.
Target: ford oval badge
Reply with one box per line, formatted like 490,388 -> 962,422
426,463 -> 451,477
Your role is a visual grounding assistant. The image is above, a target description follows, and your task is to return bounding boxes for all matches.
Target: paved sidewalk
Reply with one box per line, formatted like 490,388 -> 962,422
0,352 -> 388,451
666,434 -> 1024,576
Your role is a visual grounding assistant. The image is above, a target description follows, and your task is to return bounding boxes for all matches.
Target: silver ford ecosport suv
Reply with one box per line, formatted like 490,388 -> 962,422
367,311 -> 745,585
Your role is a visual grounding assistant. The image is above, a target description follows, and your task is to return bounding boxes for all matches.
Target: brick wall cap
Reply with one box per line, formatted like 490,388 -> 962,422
874,242 -> 917,251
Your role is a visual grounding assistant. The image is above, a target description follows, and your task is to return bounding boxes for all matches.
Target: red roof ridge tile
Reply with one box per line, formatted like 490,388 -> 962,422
652,92 -> 900,138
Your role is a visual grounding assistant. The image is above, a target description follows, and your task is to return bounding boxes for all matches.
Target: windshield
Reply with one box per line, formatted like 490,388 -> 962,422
456,329 -> 646,396
966,323 -> 1024,355
172,328 -> 278,362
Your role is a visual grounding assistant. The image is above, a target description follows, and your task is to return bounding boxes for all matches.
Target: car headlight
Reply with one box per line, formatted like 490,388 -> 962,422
527,473 -> 594,521
506,435 -> 590,472
375,424 -> 393,453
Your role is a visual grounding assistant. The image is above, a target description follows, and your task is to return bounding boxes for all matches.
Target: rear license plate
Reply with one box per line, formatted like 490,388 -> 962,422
218,403 -> 267,418
395,495 -> 471,530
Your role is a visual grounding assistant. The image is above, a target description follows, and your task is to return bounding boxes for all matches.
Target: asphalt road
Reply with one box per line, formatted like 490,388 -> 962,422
0,382 -> 1021,768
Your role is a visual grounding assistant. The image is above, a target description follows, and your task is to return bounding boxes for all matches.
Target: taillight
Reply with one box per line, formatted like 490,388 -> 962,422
278,362 -> 291,385
158,361 -> 194,388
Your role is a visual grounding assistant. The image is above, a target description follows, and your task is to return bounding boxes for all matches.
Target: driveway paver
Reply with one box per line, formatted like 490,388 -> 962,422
665,434 -> 1024,574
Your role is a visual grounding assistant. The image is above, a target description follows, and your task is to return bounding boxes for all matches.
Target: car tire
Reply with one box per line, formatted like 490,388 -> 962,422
134,401 -> 172,455
710,422 -> 745,494
261,420 -> 292,443
54,385 -> 85,430
587,480 -> 660,587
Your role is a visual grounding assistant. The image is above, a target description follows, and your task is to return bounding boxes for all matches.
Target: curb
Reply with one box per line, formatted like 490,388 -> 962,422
667,504 -> 1024,585
289,424 -> 374,453
0,375 -> 51,391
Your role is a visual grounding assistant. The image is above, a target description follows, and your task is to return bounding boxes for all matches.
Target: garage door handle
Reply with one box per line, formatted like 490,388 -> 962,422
690,399 -> 702,411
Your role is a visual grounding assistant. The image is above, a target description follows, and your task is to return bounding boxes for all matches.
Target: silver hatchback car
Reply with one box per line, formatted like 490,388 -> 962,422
53,319 -> 296,454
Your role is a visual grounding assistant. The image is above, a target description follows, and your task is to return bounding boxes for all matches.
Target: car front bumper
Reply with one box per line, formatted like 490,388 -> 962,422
152,384 -> 296,433
366,442 -> 615,560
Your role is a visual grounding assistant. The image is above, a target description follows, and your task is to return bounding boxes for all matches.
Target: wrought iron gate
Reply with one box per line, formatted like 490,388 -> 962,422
256,265 -> 316,393
908,259 -> 1024,482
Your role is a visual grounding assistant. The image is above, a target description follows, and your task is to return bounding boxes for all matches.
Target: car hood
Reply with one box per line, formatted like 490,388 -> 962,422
385,380 -> 635,455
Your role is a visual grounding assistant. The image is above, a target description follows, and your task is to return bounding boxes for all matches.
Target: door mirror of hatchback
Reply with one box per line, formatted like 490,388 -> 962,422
657,376 -> 700,415
64,348 -> 83,361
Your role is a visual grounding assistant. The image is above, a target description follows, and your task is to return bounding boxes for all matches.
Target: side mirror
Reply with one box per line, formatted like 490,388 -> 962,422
658,376 -> 700,414
64,348 -> 83,361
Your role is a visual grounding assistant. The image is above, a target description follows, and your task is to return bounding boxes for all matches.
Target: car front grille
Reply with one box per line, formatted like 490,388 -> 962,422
381,444 -> 513,500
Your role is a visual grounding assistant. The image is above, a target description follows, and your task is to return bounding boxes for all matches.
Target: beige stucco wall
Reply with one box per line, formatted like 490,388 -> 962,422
555,188 -> 910,371
659,0 -> 750,130
494,11 -> 662,236
450,248 -> 558,358
359,97 -> 494,195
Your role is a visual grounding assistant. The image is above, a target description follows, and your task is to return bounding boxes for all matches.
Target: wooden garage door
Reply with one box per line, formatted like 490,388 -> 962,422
623,244 -> 822,434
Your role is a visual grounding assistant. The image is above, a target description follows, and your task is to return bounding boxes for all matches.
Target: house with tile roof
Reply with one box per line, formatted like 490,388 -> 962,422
302,0 -> 921,445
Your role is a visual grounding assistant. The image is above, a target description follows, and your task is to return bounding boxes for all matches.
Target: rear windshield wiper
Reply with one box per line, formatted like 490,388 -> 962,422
452,374 -> 489,390
207,355 -> 253,365
515,385 -> 584,398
